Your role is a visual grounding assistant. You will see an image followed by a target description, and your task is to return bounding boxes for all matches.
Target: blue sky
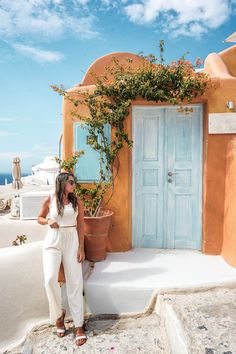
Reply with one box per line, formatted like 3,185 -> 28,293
0,0 -> 235,173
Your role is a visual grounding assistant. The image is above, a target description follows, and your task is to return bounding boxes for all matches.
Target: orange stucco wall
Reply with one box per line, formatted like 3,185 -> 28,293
222,138 -> 236,266
204,47 -> 236,262
201,79 -> 236,255
62,46 -> 236,264
220,45 -> 236,77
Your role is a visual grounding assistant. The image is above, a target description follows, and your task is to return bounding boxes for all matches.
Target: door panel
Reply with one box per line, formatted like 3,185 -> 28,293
133,108 -> 165,248
166,107 -> 202,249
132,106 -> 202,249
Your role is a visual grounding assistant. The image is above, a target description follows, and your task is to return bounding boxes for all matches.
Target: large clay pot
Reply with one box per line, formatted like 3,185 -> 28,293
84,209 -> 113,261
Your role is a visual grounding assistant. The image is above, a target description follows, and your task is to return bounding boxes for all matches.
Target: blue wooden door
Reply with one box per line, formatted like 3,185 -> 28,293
132,106 -> 202,249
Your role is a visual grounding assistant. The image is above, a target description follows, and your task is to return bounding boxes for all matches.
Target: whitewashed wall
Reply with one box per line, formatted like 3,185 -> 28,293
0,240 -> 90,352
0,242 -> 49,352
0,218 -> 47,248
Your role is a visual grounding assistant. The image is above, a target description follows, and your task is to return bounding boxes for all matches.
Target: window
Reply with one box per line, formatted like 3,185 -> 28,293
73,122 -> 111,182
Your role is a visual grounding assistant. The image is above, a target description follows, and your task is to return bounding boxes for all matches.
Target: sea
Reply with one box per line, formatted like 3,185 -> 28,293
0,173 -> 29,185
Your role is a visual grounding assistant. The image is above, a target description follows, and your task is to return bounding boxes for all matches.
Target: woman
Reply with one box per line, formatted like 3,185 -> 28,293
38,172 -> 87,347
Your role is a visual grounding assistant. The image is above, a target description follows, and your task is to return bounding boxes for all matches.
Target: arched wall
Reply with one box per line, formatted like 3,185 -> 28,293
62,50 -> 236,264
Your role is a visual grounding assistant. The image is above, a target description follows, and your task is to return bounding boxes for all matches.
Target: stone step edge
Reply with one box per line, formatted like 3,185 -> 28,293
155,294 -> 189,354
153,283 -> 236,354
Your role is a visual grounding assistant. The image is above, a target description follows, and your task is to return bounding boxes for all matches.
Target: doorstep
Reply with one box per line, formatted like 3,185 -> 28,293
83,248 -> 236,315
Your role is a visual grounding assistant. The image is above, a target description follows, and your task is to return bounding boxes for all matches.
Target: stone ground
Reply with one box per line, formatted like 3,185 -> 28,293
4,287 -> 236,354
163,287 -> 236,354
5,313 -> 170,354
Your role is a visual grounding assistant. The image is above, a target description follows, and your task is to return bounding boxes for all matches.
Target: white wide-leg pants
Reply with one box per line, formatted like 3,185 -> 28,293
43,226 -> 84,327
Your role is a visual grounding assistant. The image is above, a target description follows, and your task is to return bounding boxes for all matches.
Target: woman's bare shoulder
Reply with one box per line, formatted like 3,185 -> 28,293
43,196 -> 51,206
38,195 -> 51,218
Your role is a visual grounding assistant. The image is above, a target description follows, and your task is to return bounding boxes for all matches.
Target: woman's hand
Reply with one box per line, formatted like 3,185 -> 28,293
77,248 -> 85,263
47,219 -> 59,229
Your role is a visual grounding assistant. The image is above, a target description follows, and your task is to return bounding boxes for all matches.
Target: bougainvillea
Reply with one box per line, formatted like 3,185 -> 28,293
52,42 -> 212,216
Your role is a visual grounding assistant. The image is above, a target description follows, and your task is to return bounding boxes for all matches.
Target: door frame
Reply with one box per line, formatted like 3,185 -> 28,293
131,104 -> 203,249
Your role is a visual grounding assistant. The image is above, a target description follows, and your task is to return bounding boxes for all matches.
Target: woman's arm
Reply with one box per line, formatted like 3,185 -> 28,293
38,196 -> 59,228
77,198 -> 85,262
38,196 -> 50,225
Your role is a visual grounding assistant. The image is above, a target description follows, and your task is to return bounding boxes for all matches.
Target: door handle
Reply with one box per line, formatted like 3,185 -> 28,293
167,171 -> 177,177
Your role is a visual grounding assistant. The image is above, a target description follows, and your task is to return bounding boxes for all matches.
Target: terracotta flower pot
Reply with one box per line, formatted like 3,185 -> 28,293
84,210 -> 113,262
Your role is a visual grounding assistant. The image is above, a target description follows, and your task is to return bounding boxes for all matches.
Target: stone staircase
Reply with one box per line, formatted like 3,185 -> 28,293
9,287 -> 234,354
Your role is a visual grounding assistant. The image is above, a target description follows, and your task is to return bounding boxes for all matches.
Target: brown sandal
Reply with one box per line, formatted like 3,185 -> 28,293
56,310 -> 66,337
75,327 -> 87,346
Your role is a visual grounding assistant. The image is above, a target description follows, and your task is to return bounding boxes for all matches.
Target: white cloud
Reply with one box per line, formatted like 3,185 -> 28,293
0,0 -> 99,40
123,0 -> 233,38
125,4 -> 144,22
64,15 -> 99,39
0,0 -> 234,41
167,24 -> 208,39
12,43 -> 64,63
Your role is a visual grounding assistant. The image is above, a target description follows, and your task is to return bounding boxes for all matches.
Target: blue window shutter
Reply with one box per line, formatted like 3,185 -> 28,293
73,122 -> 111,182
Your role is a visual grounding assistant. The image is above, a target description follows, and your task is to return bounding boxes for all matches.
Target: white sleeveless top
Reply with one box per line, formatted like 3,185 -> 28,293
48,196 -> 78,227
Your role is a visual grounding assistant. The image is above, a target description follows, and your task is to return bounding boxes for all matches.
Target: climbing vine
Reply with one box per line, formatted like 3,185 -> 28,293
53,42 -> 212,216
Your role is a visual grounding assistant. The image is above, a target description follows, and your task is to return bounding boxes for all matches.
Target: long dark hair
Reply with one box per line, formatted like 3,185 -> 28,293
55,172 -> 77,216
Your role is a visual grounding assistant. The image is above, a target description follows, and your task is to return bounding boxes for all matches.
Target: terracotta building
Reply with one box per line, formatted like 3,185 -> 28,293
61,45 -> 236,267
